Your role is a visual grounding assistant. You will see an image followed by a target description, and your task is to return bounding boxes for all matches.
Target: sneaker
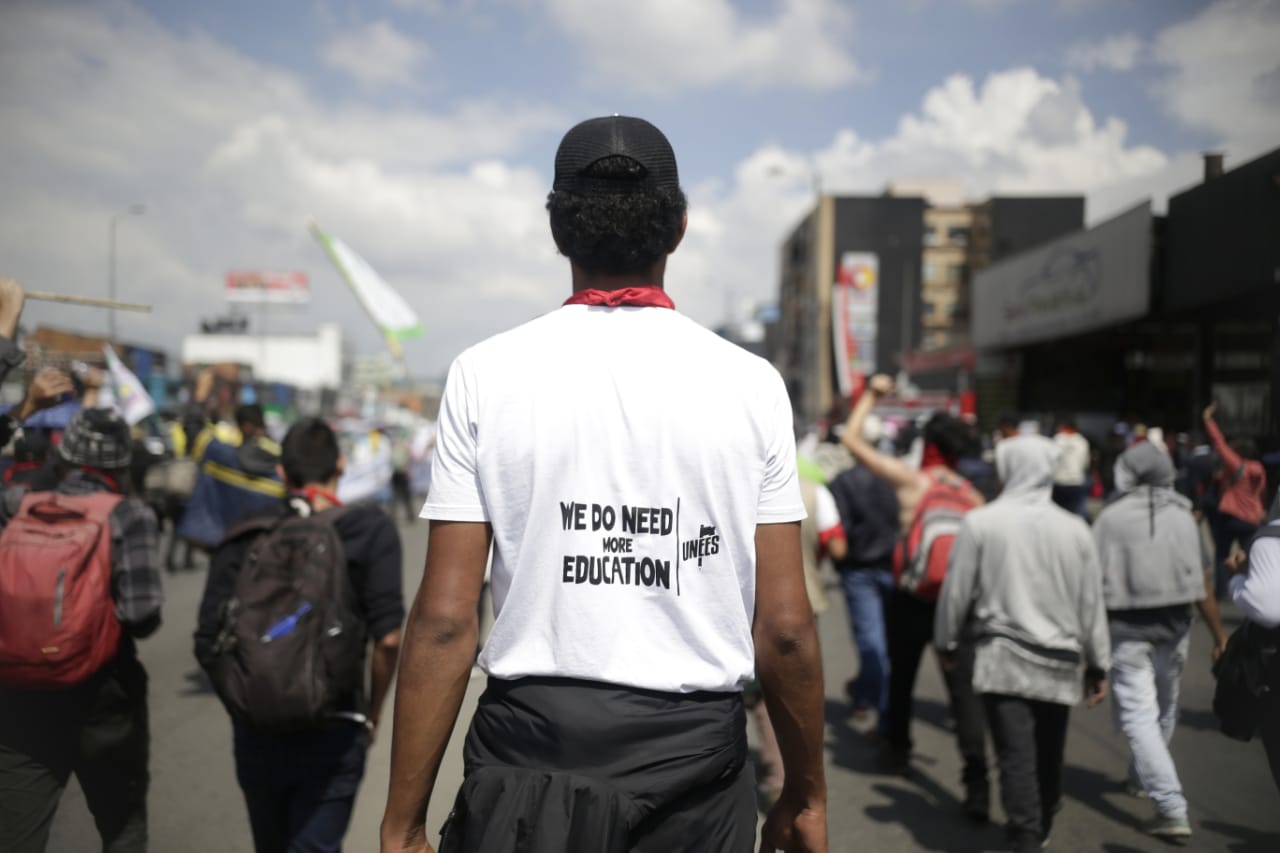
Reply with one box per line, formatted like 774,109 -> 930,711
1124,780 -> 1148,799
1148,813 -> 1192,841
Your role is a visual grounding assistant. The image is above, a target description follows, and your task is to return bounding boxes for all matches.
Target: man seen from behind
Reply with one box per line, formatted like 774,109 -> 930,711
381,115 -> 827,853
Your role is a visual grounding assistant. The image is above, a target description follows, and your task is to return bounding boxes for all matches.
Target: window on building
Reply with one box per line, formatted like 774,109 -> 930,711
947,226 -> 970,245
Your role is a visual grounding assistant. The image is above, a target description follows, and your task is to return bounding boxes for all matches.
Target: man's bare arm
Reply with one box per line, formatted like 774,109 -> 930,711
755,521 -> 828,853
381,520 -> 491,853
840,374 -> 918,491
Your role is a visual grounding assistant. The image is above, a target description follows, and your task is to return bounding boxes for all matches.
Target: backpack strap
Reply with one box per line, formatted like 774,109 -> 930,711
1229,462 -> 1248,487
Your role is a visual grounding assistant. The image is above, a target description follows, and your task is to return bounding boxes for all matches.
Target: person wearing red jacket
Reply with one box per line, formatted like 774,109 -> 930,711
1203,403 -> 1267,598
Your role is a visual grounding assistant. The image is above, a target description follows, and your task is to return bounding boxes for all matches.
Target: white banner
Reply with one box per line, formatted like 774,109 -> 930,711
832,252 -> 879,398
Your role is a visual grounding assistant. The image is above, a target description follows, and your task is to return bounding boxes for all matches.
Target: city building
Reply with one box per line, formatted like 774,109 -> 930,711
968,147 -> 1280,444
774,189 -> 1082,424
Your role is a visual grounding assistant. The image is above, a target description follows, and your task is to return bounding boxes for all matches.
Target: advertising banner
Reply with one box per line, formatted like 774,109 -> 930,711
225,270 -> 310,304
832,252 -> 879,399
972,202 -> 1151,349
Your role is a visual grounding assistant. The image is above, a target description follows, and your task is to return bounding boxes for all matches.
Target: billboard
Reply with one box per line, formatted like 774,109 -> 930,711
832,252 -> 878,398
225,270 -> 310,304
971,202 -> 1152,349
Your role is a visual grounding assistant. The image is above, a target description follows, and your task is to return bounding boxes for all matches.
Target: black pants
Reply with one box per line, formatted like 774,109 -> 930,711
444,677 -> 756,853
983,693 -> 1070,843
1260,686 -> 1280,794
391,471 -> 415,523
884,590 -> 988,787
233,722 -> 370,853
0,655 -> 150,853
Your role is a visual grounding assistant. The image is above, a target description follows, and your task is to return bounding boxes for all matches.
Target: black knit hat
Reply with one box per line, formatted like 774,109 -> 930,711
58,408 -> 132,470
553,116 -> 680,195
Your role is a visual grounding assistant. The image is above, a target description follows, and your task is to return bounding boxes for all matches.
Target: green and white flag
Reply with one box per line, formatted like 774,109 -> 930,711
309,221 -> 423,357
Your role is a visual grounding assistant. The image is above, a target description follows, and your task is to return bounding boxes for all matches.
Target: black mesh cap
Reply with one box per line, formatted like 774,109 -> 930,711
553,115 -> 680,195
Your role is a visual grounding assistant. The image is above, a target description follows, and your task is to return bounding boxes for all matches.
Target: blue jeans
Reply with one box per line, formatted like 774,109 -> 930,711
840,568 -> 894,714
233,723 -> 370,853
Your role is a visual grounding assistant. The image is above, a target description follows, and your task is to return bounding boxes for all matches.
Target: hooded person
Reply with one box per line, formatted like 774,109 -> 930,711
1092,442 -> 1227,841
934,434 -> 1110,853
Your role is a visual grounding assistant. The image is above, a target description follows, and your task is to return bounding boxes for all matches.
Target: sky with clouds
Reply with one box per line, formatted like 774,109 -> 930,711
1,0 -> 1277,381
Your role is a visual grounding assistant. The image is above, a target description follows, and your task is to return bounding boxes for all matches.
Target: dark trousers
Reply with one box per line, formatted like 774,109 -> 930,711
446,677 -> 756,853
0,656 -> 150,853
1261,688 -> 1280,794
983,693 -> 1070,843
233,723 -> 370,853
1051,484 -> 1089,520
391,471 -> 416,523
884,590 -> 988,787
1213,513 -> 1258,598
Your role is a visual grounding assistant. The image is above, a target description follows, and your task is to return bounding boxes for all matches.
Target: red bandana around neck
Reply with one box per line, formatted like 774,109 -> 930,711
563,287 -> 675,309
295,486 -> 344,508
921,443 -> 957,472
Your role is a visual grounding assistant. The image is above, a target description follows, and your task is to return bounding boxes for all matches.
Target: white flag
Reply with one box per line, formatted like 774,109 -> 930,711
103,345 -> 155,425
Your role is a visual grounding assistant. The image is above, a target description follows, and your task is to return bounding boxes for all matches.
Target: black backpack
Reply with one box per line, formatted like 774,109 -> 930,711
206,508 -> 366,731
1212,524 -> 1280,741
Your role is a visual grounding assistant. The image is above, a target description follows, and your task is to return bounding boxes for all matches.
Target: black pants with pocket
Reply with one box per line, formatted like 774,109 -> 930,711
884,590 -> 988,788
442,676 -> 756,853
0,654 -> 150,853
982,693 -> 1070,844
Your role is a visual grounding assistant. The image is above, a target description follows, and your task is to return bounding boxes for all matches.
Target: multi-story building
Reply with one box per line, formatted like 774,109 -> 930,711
775,188 -> 1082,424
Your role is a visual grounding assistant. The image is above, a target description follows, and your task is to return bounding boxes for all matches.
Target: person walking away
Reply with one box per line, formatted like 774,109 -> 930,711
0,407 -> 164,853
178,399 -> 285,549
827,414 -> 900,728
934,434 -> 1110,853
1203,403 -> 1267,598
380,115 -> 827,853
1093,443 -> 1228,841
1223,494 -> 1280,792
752,466 -> 846,806
840,373 -> 989,821
1051,417 -> 1090,520
194,417 -> 404,853
390,430 -> 416,524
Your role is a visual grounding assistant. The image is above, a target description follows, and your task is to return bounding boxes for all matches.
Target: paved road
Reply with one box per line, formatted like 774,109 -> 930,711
50,517 -> 1280,852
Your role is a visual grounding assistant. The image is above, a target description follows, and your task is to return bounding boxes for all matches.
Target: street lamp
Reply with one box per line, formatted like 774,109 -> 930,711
108,203 -> 146,342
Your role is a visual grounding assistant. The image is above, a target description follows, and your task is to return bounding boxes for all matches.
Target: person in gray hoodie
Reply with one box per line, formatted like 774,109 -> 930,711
935,434 -> 1109,853
1093,441 -> 1228,841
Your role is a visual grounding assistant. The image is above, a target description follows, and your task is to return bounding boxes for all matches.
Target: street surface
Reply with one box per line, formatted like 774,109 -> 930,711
50,515 -> 1280,852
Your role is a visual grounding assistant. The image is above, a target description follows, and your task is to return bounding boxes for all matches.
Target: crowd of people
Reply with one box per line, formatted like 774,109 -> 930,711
798,373 -> 1277,851
0,111 -> 1277,853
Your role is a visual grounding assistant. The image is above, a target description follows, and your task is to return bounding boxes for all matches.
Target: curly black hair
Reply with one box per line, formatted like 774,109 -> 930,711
546,155 -> 687,276
924,412 -> 974,460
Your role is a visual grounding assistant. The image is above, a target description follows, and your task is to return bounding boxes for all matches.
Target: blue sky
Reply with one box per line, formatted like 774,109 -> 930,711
1,0 -> 1277,381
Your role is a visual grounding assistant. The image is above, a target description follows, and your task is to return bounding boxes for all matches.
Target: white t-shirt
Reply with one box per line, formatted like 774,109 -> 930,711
422,303 -> 806,693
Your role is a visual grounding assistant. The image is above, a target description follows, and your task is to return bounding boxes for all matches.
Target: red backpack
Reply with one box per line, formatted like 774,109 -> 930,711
0,491 -> 124,689
893,472 -> 979,601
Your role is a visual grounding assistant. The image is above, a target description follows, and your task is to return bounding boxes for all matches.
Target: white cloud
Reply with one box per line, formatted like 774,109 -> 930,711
1153,0 -> 1280,152
322,19 -> 430,87
675,67 -> 1172,327
1065,34 -> 1142,72
0,2 -> 565,377
546,0 -> 863,93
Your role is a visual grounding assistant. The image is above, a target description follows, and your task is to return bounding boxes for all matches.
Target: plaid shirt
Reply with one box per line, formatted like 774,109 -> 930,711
1,470 -> 164,631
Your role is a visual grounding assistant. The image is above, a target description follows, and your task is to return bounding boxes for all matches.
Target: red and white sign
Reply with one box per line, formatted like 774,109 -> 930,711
225,270 -> 310,304
832,252 -> 878,399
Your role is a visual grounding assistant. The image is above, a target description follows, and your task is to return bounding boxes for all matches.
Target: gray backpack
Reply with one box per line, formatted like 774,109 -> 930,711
207,508 -> 365,731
